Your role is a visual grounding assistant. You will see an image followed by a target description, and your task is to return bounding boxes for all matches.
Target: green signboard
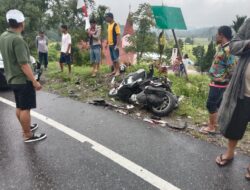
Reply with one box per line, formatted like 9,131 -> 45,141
151,6 -> 187,30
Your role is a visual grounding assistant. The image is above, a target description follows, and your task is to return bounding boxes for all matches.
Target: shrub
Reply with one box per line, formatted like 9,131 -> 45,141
48,43 -> 60,62
72,47 -> 90,66
169,74 -> 210,108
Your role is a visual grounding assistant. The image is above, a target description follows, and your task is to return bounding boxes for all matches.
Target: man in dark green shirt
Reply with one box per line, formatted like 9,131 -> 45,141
0,9 -> 46,143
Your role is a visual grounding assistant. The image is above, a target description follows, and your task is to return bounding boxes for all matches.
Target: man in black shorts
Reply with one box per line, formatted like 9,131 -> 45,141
59,25 -> 72,74
0,9 -> 46,143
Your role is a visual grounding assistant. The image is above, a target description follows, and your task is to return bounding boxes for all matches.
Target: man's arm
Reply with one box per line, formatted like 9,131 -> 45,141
87,28 -> 93,37
230,37 -> 250,56
225,47 -> 238,79
92,27 -> 101,40
14,38 -> 42,90
115,24 -> 121,48
116,34 -> 121,48
230,18 -> 250,55
21,64 -> 42,90
46,36 -> 49,46
66,35 -> 72,54
66,44 -> 71,54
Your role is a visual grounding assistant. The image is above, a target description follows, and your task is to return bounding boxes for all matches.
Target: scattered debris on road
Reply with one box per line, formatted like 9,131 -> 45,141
143,117 -> 188,130
88,99 -> 135,111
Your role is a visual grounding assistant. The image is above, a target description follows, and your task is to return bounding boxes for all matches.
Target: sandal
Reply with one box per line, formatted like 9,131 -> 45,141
216,154 -> 234,167
199,126 -> 216,135
245,167 -> 250,181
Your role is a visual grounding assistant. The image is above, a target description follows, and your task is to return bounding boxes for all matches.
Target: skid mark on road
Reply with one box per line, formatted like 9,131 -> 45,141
0,97 -> 180,190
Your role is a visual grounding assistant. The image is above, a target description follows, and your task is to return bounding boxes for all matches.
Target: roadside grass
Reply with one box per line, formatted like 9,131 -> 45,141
44,62 -> 112,100
169,74 -> 210,123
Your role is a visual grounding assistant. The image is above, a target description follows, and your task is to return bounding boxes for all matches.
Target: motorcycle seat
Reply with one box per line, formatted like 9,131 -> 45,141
144,86 -> 166,96
127,69 -> 147,82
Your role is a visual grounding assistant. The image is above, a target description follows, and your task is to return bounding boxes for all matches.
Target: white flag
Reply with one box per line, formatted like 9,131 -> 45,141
84,17 -> 90,30
77,0 -> 85,9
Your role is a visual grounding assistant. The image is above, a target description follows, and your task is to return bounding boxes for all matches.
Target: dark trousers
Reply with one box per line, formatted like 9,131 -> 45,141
39,52 -> 48,68
223,97 -> 250,140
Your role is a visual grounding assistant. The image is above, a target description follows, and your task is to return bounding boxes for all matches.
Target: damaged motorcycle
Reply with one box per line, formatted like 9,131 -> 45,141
109,65 -> 179,116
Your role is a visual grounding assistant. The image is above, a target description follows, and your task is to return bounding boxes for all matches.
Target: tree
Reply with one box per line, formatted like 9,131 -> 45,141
0,0 -> 95,54
0,0 -> 49,51
232,15 -> 247,33
163,39 -> 175,64
47,0 -> 95,65
192,41 -> 216,72
203,41 -> 216,72
126,3 -> 156,62
47,0 -> 93,32
185,37 -> 193,45
192,46 -> 205,72
91,5 -> 109,40
158,31 -> 166,64
175,39 -> 184,50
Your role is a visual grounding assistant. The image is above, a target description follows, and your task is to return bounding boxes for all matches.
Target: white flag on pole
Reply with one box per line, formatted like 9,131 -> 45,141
77,0 -> 85,9
84,17 -> 90,30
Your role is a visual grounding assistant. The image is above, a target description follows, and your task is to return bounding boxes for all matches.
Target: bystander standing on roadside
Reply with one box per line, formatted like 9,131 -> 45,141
216,19 -> 250,181
59,25 -> 72,74
36,31 -> 49,70
200,26 -> 237,135
0,9 -> 46,143
88,18 -> 101,77
105,12 -> 121,76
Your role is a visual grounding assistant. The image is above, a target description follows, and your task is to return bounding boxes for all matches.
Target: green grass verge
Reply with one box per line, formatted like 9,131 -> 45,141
169,74 -> 210,123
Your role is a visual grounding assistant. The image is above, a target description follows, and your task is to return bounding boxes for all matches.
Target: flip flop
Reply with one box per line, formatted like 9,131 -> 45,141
199,126 -> 216,135
245,167 -> 250,181
216,154 -> 234,167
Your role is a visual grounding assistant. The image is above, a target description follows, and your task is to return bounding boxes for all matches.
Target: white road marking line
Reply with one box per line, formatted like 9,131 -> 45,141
0,97 -> 180,190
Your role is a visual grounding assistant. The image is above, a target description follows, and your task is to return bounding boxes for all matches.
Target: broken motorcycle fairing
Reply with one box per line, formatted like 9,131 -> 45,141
109,65 -> 179,117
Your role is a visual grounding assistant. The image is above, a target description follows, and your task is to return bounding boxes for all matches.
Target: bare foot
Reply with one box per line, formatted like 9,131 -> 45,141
114,72 -> 120,77
107,72 -> 115,77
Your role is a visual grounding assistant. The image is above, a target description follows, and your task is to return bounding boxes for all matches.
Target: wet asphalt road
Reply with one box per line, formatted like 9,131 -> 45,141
0,90 -> 249,190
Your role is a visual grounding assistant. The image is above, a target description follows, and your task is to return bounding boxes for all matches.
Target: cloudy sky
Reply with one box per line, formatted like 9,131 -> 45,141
96,0 -> 250,29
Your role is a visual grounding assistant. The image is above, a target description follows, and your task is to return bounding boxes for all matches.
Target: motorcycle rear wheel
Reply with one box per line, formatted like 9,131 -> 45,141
151,91 -> 176,117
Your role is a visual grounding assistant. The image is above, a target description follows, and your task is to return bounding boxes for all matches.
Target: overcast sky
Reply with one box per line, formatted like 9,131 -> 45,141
96,0 -> 250,29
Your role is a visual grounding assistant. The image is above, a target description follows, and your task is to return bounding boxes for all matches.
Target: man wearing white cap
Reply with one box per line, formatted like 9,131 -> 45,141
0,9 -> 47,143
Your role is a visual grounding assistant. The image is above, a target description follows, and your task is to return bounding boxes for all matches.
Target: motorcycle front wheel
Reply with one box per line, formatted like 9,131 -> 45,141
151,91 -> 176,117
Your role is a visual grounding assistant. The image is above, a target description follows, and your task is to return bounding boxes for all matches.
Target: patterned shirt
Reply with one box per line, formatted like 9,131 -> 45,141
209,42 -> 237,87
